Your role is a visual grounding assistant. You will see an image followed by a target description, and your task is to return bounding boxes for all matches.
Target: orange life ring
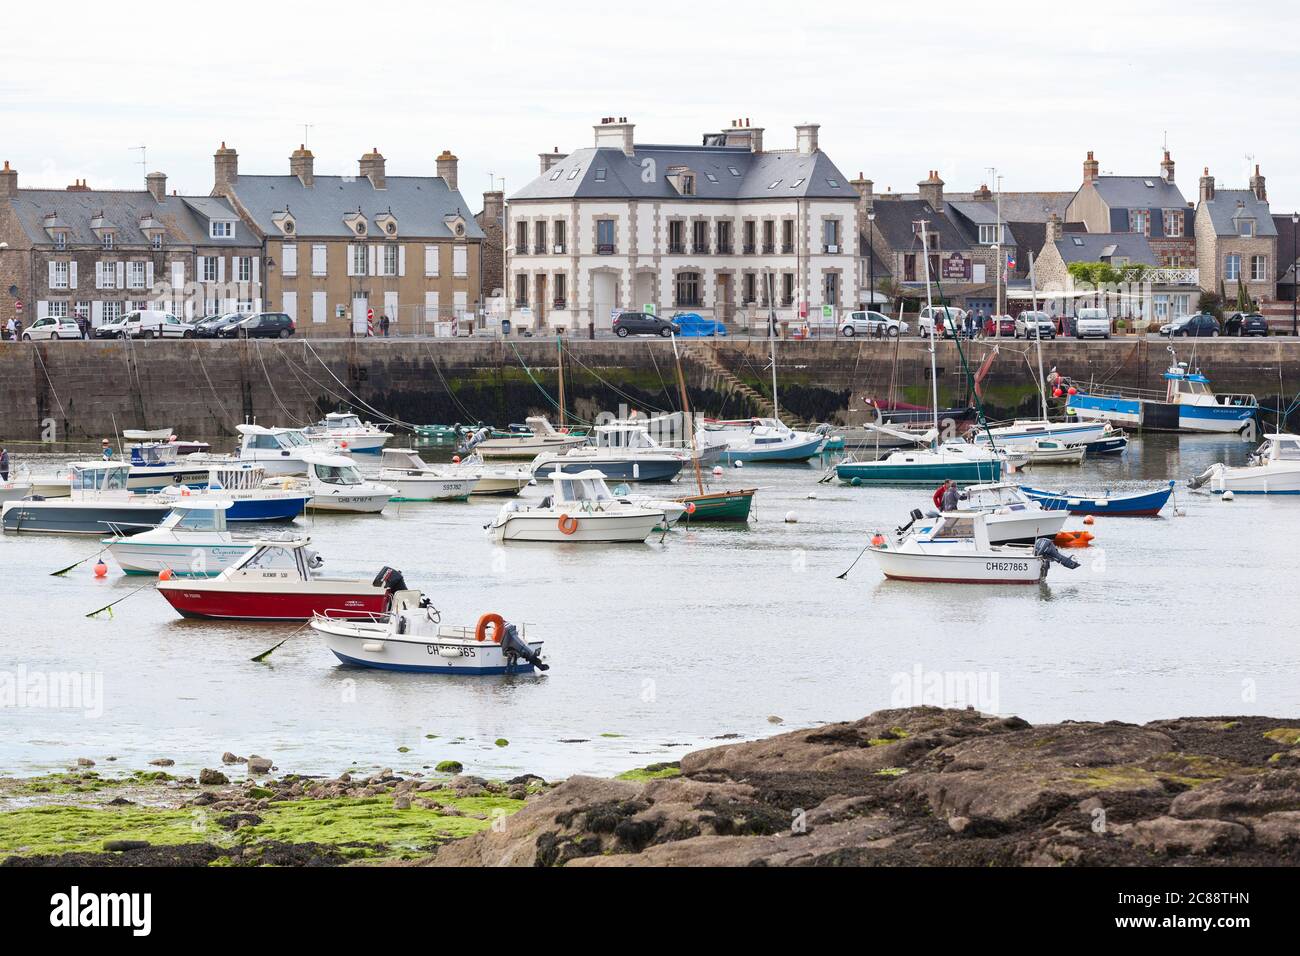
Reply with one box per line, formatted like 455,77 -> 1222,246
475,613 -> 505,643
557,514 -> 579,535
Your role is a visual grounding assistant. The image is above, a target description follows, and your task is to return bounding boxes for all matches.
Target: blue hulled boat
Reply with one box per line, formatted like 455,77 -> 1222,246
1019,480 -> 1175,517
1067,357 -> 1257,434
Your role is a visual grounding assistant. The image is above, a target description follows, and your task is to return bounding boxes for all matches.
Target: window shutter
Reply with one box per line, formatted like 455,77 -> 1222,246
398,246 -> 406,277
47,262 -> 56,287
369,244 -> 378,276
312,290 -> 326,324
92,301 -> 103,325
252,257 -> 260,285
95,262 -> 103,289
172,261 -> 184,289
346,245 -> 356,277
216,257 -> 225,283
425,245 -> 438,277
69,261 -> 78,288
145,262 -> 154,289
115,262 -> 125,288
424,290 -> 439,322
37,300 -> 49,319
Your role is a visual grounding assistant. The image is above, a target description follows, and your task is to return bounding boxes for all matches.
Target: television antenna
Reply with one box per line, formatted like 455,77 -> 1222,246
130,146 -> 147,185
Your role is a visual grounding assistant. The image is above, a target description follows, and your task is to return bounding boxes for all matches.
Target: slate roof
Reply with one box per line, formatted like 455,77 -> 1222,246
1089,175 -> 1187,210
1054,232 -> 1158,266
869,198 -> 976,251
511,145 -> 856,202
900,191 -> 1073,223
1201,189 -> 1277,237
7,189 -> 249,247
225,174 -> 485,240
1274,214 -> 1298,282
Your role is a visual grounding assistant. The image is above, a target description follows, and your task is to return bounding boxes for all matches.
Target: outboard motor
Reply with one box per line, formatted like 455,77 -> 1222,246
896,508 -> 926,535
1187,464 -> 1219,490
372,566 -> 408,592
1034,537 -> 1081,570
500,622 -> 548,672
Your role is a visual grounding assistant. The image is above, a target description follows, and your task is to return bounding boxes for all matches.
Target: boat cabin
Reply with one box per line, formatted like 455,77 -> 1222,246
228,539 -> 320,580
206,464 -> 269,491
961,483 -> 1035,512
317,412 -> 366,431
547,470 -> 616,505
591,424 -> 665,451
1163,362 -> 1256,408
303,453 -> 366,486
1256,434 -> 1300,463
380,448 -> 431,473
128,442 -> 182,466
71,462 -> 131,496
237,424 -> 312,453
160,500 -> 232,532
912,511 -> 994,550
524,416 -> 562,436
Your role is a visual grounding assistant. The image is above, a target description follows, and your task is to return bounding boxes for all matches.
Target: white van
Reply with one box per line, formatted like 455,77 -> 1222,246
917,306 -> 966,338
123,310 -> 193,339
1074,308 -> 1112,339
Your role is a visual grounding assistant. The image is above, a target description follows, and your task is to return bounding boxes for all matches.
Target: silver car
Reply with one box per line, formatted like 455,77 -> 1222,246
1015,310 -> 1056,339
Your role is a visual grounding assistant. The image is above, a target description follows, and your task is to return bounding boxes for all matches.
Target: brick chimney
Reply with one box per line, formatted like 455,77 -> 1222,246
146,171 -> 167,202
850,172 -> 873,208
1160,149 -> 1175,184
436,150 -> 458,190
1199,167 -> 1215,203
973,182 -> 993,200
593,117 -> 636,157
481,190 -> 504,222
539,148 -> 564,175
360,148 -> 386,190
213,142 -> 238,193
721,118 -> 763,153
1250,163 -> 1267,202
794,122 -> 820,155
290,144 -> 314,187
66,178 -> 91,192
1083,150 -> 1099,185
918,170 -> 944,210
1047,212 -> 1064,243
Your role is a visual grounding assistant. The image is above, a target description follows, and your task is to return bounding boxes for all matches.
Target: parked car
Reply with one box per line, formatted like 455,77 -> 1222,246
94,314 -> 132,339
21,316 -> 82,341
1160,313 -> 1221,337
612,312 -> 680,338
839,310 -> 908,337
982,315 -> 1016,337
1015,310 -> 1056,339
219,312 -> 296,339
194,313 -> 245,338
124,310 -> 192,339
1224,312 -> 1269,337
1073,308 -> 1113,340
917,306 -> 966,338
672,312 -> 728,337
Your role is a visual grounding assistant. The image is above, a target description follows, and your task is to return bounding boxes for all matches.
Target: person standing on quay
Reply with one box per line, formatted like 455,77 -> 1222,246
0,447 -> 9,481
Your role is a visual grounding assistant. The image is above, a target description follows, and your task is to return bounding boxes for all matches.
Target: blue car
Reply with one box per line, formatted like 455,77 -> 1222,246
672,312 -> 728,337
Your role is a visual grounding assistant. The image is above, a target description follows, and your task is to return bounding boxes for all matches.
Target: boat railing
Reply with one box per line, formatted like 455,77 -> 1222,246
1074,382 -> 1169,401
315,608 -> 394,624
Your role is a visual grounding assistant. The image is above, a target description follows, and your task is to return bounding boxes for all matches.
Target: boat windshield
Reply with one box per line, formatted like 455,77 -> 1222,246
74,465 -> 129,492
172,508 -> 227,532
931,516 -> 976,539
554,477 -> 612,502
280,430 -> 311,448
313,463 -> 362,485
1271,438 -> 1300,460
241,546 -> 300,572
130,443 -> 177,465
326,415 -> 363,430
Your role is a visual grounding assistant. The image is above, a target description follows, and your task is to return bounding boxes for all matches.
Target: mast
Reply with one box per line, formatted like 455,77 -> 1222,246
556,333 -> 566,428
767,271 -> 780,423
1030,251 -> 1048,421
919,220 -> 940,441
670,334 -> 705,495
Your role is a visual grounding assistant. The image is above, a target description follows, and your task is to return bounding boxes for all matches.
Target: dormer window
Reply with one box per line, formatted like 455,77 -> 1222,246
680,174 -> 695,195
375,212 -> 398,237
210,221 -> 233,239
151,235 -> 163,250
272,210 -> 296,236
343,210 -> 368,237
54,233 -> 67,250
1239,220 -> 1256,238
102,233 -> 115,250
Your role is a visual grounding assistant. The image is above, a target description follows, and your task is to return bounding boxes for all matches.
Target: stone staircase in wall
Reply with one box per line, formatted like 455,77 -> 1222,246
687,342 -> 816,430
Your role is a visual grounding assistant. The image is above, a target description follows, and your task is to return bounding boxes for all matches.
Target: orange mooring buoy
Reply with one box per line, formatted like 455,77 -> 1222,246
93,559 -> 108,578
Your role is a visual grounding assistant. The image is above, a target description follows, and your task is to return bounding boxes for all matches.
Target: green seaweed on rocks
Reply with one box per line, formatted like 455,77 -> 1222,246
1264,728 -> 1300,746
614,762 -> 681,782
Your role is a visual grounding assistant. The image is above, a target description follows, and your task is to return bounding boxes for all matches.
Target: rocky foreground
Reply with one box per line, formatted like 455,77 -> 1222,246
4,707 -> 1300,866
429,707 -> 1300,866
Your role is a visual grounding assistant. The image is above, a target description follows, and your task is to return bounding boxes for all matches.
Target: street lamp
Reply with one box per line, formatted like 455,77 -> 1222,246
867,209 -> 876,325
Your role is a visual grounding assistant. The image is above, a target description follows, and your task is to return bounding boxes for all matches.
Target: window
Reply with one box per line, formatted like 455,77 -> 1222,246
716,220 -> 732,254
727,166 -> 741,177
311,244 -> 327,277
203,257 -> 218,282
1129,210 -> 1149,235
705,172 -> 718,184
826,178 -> 840,188
549,167 -> 563,181
151,235 -> 163,250
515,274 -> 528,307
534,221 -> 547,254
424,245 -> 440,277
52,261 -> 70,289
743,272 -> 756,303
567,167 -> 581,180
1072,236 -> 1084,246
594,168 -> 606,182
679,174 -> 695,195
554,220 -> 566,253
237,256 -> 253,283
822,219 -> 840,252
743,220 -> 756,254
554,273 -> 566,306
1224,254 -> 1241,281
516,221 -> 528,253
781,272 -> 794,306
1240,220 -> 1256,238
823,272 -> 840,306
596,219 -> 616,254
127,261 -> 146,289
782,220 -> 794,254
674,271 -> 701,307
382,245 -> 399,277
48,301 -> 69,318
54,233 -> 67,250
352,244 -> 368,276
1164,210 -> 1184,238
210,221 -> 233,239
666,220 -> 685,255
1251,255 -> 1268,281
762,220 -> 775,254
767,179 -> 782,189
102,234 -> 115,250
104,301 -> 122,322
904,254 -> 917,282
692,220 -> 708,255
282,243 -> 298,276
979,224 -> 998,244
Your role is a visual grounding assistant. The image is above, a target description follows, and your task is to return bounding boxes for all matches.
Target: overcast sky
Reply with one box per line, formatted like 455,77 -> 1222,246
4,0 -> 1298,215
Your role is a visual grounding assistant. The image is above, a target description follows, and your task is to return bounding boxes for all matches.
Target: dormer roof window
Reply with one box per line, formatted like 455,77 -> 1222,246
271,208 -> 296,235
343,208 -> 368,236
375,211 -> 398,237
209,220 -> 234,239
443,212 -> 467,238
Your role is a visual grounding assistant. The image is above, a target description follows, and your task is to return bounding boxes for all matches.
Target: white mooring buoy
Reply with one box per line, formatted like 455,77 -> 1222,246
1222,491 -> 1235,502
784,511 -> 798,523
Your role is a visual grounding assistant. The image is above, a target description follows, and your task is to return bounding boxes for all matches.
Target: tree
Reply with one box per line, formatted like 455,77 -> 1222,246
1197,290 -> 1223,319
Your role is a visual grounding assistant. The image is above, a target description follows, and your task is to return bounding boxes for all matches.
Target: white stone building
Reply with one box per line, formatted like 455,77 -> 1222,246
506,118 -> 859,332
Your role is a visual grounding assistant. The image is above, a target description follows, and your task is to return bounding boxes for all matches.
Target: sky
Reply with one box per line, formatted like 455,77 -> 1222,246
3,0 -> 1298,214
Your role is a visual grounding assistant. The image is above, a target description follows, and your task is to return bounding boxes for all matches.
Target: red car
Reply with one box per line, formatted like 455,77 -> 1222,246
983,315 -> 1015,336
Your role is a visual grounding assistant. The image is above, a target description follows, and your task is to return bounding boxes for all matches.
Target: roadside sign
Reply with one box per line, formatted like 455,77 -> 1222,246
644,303 -> 656,315
821,304 -> 833,320
14,300 -> 22,314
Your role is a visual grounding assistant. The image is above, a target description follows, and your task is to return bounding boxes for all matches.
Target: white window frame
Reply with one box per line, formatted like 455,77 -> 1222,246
202,256 -> 219,283
210,221 -> 234,239
382,244 -> 399,277
1251,255 -> 1267,282
1239,220 -> 1256,238
1163,210 -> 1184,238
52,261 -> 70,289
1224,254 -> 1241,281
127,261 -> 147,290
352,245 -> 368,276
237,256 -> 253,283
978,224 -> 998,245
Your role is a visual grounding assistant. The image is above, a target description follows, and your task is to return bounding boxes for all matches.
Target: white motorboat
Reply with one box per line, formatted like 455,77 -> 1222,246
229,423 -> 319,477
160,463 -> 308,522
1,462 -> 175,535
302,412 -> 393,455
837,437 -> 1024,485
867,509 -> 1078,584
452,454 -> 533,496
1025,439 -> 1086,465
705,418 -> 826,462
531,423 -> 684,483
971,418 -> 1109,450
103,499 -> 257,576
470,416 -> 588,461
123,427 -> 174,442
0,479 -> 33,504
126,441 -> 220,491
373,449 -> 478,501
1190,433 -> 1300,495
488,470 -> 665,543
955,482 -> 1070,544
311,591 -> 548,675
271,453 -> 395,513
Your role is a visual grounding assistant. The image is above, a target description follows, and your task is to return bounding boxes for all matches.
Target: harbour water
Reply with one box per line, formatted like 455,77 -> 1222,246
1,433 -> 1294,782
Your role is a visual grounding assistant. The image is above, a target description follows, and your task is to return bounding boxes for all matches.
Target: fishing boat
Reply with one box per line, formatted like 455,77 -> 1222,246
155,539 -> 398,620
531,423 -> 684,483
0,462 -> 176,535
972,418 -> 1109,450
836,440 -> 1014,485
125,441 -> 219,491
956,483 -> 1070,544
487,471 -> 665,543
1189,433 -> 1300,495
1020,480 -> 1176,516
470,416 -> 589,461
372,448 -> 478,501
413,423 -> 461,443
867,509 -> 1078,584
706,418 -> 826,462
1025,439 -> 1086,465
103,500 -> 257,576
450,454 -> 533,496
228,423 -> 320,477
1066,354 -> 1258,434
162,463 -> 308,522
1082,425 -> 1129,455
312,593 -> 547,674
302,412 -> 393,454
273,453 -> 394,513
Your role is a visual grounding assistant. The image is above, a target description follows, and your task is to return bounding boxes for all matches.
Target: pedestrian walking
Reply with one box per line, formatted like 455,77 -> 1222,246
380,313 -> 391,337
0,447 -> 9,481
5,317 -> 15,341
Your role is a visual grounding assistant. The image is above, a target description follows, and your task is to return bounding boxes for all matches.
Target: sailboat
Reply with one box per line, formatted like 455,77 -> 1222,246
836,220 -> 1010,486
669,336 -> 755,522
